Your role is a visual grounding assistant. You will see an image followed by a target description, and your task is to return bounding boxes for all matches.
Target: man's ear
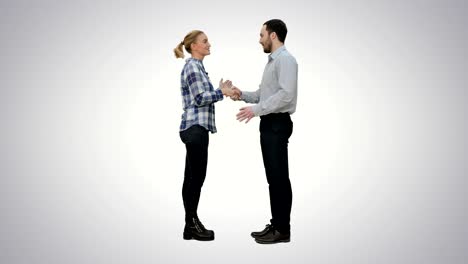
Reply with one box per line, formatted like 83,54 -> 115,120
270,32 -> 277,40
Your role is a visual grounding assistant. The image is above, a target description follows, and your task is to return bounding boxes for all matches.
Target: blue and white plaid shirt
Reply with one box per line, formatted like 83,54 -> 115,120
179,58 -> 224,133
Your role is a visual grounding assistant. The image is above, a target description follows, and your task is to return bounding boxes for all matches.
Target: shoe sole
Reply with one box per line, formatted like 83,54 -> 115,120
254,238 -> 290,244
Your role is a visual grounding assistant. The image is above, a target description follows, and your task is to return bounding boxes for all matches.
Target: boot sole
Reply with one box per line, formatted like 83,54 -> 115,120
183,232 -> 215,241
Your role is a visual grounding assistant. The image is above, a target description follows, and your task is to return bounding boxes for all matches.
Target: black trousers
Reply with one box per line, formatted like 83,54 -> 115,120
180,125 -> 209,222
260,113 -> 293,233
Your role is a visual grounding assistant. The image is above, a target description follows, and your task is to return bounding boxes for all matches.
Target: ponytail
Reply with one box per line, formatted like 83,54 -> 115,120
174,41 -> 185,59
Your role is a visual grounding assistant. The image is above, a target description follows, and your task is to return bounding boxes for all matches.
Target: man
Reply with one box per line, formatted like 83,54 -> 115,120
233,19 -> 298,244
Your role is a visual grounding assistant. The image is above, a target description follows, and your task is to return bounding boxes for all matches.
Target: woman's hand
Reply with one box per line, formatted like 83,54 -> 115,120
219,78 -> 234,97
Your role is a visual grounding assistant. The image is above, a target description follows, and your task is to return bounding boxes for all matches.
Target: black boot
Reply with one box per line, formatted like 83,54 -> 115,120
183,217 -> 215,241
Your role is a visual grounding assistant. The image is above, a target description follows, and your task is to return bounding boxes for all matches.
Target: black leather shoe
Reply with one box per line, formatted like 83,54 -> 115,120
251,224 -> 274,238
254,227 -> 290,244
183,217 -> 215,241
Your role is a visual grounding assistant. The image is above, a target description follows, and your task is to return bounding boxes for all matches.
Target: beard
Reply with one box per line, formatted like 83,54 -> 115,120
262,40 -> 272,53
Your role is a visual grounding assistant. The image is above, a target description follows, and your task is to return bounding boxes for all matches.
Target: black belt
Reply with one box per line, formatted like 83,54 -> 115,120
260,112 -> 290,120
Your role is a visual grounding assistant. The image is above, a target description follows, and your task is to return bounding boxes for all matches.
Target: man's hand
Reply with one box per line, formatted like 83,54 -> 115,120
230,87 -> 242,101
236,106 -> 255,123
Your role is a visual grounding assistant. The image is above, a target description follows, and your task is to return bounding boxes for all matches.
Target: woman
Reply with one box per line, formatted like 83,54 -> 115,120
174,30 -> 235,241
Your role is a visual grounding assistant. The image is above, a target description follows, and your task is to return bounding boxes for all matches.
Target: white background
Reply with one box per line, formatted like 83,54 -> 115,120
1,0 -> 467,263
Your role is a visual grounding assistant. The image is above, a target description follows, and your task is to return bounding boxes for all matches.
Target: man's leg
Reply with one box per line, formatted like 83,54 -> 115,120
260,115 -> 293,234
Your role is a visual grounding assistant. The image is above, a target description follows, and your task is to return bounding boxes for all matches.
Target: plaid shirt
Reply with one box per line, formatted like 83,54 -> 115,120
179,58 -> 224,133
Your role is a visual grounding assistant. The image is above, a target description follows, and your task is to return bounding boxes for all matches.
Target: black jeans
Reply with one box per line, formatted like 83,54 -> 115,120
180,125 -> 209,222
260,113 -> 293,233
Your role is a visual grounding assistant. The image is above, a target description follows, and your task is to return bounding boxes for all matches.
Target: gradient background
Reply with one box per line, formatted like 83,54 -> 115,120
1,0 -> 467,263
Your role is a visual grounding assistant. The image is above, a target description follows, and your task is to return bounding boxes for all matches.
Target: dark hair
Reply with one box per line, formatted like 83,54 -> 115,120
263,19 -> 287,43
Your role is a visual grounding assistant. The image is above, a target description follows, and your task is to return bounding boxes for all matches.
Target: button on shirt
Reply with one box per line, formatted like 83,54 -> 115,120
180,58 -> 224,133
241,46 -> 298,116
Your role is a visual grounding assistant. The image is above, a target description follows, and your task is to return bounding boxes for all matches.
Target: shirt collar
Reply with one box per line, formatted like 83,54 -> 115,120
186,57 -> 203,65
268,45 -> 286,62
186,57 -> 208,74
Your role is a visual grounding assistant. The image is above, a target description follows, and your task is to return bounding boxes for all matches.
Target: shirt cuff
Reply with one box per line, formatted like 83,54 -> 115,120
251,104 -> 261,116
215,88 -> 224,100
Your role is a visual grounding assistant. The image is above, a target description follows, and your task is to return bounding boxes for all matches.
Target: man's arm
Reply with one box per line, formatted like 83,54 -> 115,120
230,86 -> 260,103
240,88 -> 260,104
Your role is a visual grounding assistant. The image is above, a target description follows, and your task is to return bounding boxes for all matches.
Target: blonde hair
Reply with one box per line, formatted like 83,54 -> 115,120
174,30 -> 204,59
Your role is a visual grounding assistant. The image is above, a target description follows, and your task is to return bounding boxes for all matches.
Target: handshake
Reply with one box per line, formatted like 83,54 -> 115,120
219,79 -> 242,101
219,78 -> 255,123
